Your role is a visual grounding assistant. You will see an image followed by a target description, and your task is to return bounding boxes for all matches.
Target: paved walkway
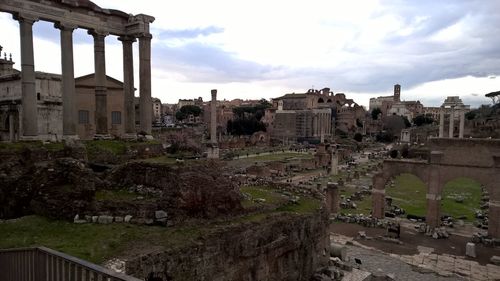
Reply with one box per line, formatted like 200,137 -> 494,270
332,234 -> 500,281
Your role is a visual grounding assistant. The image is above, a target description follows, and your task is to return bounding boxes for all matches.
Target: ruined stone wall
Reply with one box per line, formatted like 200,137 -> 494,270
106,161 -> 243,220
125,210 -> 329,281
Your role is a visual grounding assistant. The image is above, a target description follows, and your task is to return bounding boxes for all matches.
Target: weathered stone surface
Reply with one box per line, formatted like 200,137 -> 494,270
465,242 -> 476,258
124,215 -> 133,223
106,161 -> 243,220
125,210 -> 329,281
490,256 -> 500,265
98,215 -> 113,224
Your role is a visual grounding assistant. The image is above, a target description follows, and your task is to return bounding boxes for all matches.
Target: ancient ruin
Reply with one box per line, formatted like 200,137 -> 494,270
0,0 -> 154,139
372,138 -> 500,237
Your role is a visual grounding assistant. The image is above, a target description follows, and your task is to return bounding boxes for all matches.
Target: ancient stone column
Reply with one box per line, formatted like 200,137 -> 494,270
488,201 -> 500,238
331,151 -> 338,175
449,106 -> 454,138
459,109 -> 465,139
9,112 -> 15,141
211,89 -> 217,144
15,14 -> 38,137
372,174 -> 386,219
56,22 -> 78,139
139,34 -> 153,135
439,107 -> 444,138
426,153 -> 442,227
326,182 -> 340,214
118,36 -> 136,135
89,29 -> 109,135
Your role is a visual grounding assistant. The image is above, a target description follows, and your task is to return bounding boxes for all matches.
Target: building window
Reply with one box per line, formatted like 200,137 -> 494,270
78,110 -> 89,124
111,111 -> 121,125
37,92 -> 41,100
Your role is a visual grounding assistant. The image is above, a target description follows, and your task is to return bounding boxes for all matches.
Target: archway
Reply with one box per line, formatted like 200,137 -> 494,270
386,173 -> 427,219
440,177 -> 483,223
318,98 -> 324,103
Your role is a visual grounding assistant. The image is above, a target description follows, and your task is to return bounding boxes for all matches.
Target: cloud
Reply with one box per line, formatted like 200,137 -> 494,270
157,26 -> 224,39
153,41 -> 284,83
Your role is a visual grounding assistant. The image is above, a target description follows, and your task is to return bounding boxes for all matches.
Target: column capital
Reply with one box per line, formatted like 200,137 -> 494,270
118,35 -> 137,43
137,33 -> 153,40
88,29 -> 109,38
54,22 -> 78,31
13,13 -> 38,24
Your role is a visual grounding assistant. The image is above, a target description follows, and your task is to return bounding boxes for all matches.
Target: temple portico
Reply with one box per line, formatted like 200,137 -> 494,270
0,0 -> 155,139
437,96 -> 470,138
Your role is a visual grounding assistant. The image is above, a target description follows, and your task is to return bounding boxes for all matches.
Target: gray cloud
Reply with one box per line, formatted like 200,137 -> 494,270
153,41 -> 285,83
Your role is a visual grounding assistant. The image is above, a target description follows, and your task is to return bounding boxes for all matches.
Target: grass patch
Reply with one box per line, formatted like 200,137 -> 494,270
84,140 -> 127,156
441,178 -> 482,221
0,216 -> 170,264
276,197 -> 321,214
240,186 -> 285,208
140,156 -> 179,164
340,196 -> 372,215
386,173 -> 427,217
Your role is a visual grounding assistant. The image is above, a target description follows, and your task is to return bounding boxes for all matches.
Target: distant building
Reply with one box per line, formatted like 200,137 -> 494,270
269,87 -> 365,143
152,98 -> 162,122
371,84 -> 424,121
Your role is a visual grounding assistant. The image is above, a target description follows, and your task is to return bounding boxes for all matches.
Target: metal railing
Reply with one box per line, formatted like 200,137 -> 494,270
0,247 -> 142,281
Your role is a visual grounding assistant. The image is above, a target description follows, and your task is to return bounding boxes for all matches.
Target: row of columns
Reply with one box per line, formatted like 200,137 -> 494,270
313,112 -> 332,138
15,13 -> 152,139
438,106 -> 465,138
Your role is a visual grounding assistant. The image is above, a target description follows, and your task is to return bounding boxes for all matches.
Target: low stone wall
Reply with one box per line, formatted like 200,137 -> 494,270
125,210 -> 329,281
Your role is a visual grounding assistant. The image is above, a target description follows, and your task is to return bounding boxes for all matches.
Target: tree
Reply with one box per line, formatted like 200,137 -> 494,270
412,114 -> 434,126
176,105 -> 202,121
371,108 -> 382,120
402,116 -> 411,128
486,91 -> 500,105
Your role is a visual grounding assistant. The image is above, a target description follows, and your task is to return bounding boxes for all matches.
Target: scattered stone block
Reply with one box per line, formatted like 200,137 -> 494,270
124,215 -> 133,223
114,216 -> 124,223
92,216 -> 98,223
490,256 -> 500,265
466,242 -> 476,258
98,215 -> 113,224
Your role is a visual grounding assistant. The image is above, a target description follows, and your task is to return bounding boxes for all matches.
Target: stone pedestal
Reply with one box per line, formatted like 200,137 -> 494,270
326,182 -> 340,214
207,146 -> 219,159
466,242 -> 476,258
372,189 -> 385,219
426,194 -> 441,227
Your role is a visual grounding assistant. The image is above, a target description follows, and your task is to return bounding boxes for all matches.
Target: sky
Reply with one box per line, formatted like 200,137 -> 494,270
1,0 -> 500,108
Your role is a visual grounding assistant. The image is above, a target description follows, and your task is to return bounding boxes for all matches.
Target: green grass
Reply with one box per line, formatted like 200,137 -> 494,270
276,197 -> 321,214
84,140 -> 128,156
340,195 -> 372,215
441,178 -> 482,221
0,216 -> 175,264
240,186 -> 286,208
386,173 -> 427,217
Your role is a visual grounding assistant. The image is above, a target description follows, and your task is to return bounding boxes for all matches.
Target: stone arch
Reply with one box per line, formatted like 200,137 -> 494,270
440,176 -> 482,223
435,166 -> 499,236
318,98 -> 324,103
372,160 -> 429,219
